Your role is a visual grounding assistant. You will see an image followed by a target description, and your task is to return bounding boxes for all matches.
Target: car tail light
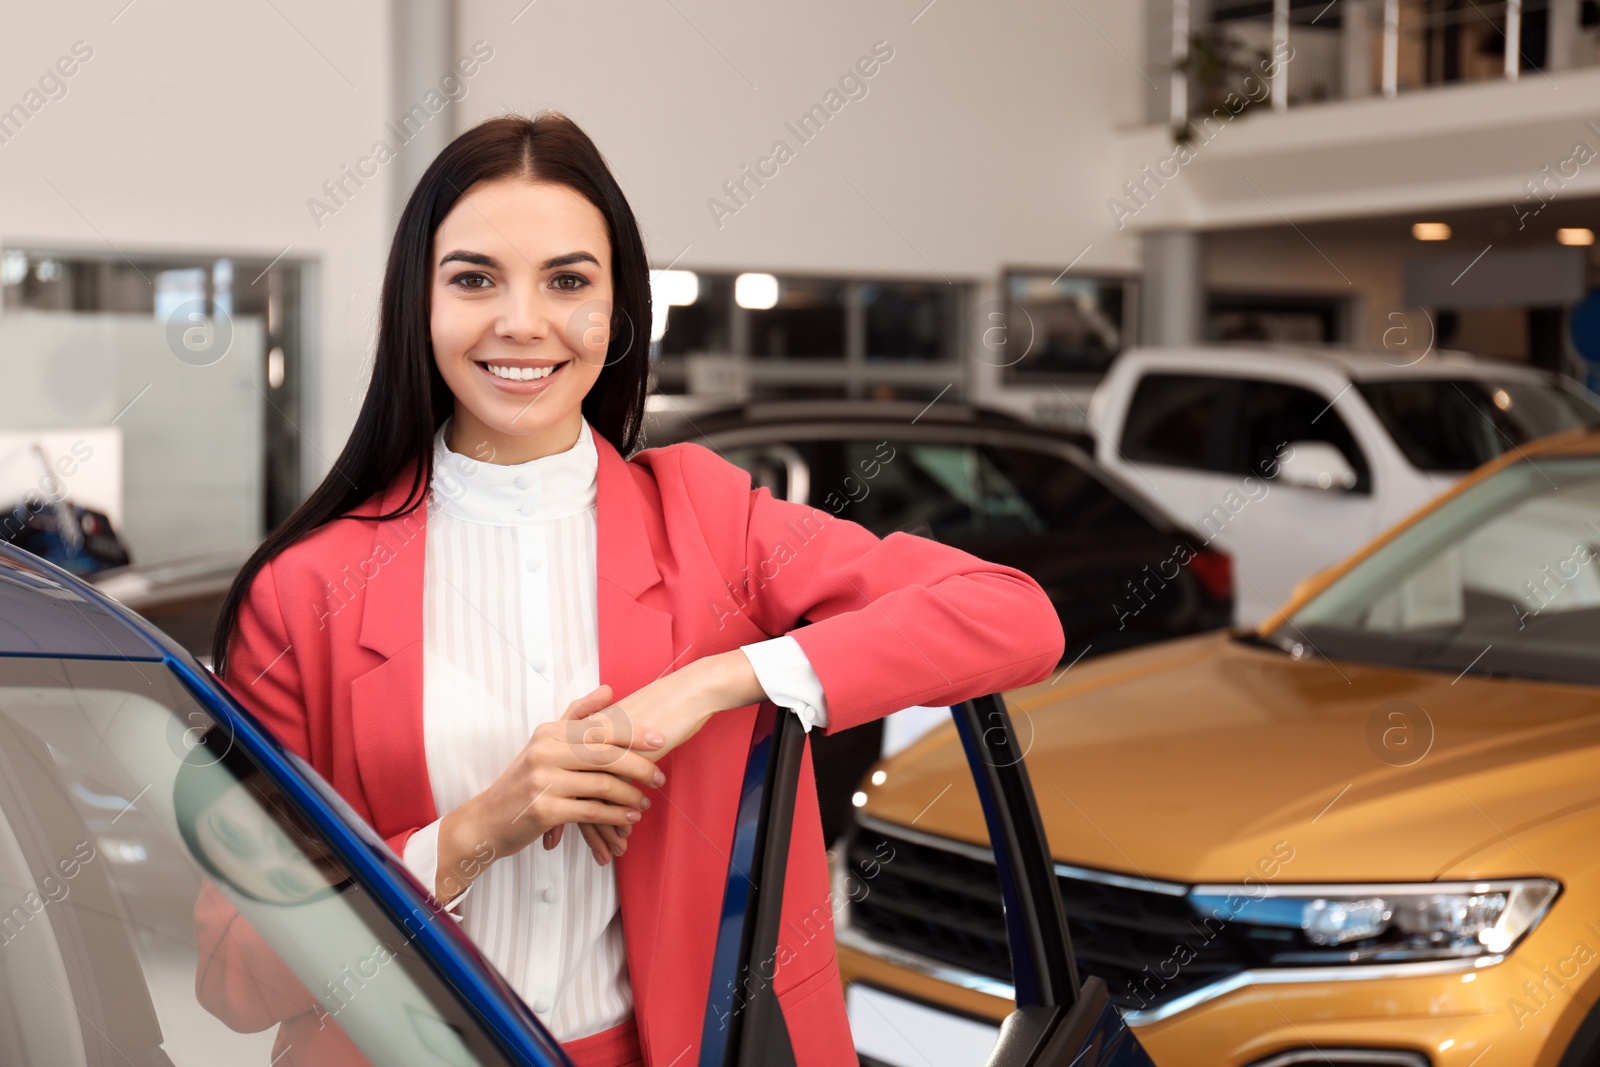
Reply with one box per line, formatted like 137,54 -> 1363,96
1185,548 -> 1232,601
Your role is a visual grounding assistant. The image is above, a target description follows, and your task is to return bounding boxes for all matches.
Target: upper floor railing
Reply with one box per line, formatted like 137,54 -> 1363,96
1155,0 -> 1600,128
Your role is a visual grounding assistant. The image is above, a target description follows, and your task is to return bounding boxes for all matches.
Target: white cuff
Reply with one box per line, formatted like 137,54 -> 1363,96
401,818 -> 470,919
739,635 -> 830,733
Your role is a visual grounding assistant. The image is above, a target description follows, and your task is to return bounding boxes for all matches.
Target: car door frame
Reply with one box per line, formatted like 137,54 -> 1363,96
699,686 -> 1155,1067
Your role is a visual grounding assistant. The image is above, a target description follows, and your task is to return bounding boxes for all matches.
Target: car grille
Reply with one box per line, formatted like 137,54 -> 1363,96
843,817 -> 1254,1011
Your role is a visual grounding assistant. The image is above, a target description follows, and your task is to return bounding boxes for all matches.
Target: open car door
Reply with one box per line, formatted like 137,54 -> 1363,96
699,692 -> 1157,1067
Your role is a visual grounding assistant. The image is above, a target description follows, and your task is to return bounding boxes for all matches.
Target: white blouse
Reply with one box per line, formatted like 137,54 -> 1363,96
401,415 -> 830,1042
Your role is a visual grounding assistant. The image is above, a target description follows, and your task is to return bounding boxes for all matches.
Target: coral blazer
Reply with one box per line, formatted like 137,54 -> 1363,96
195,427 -> 1064,1067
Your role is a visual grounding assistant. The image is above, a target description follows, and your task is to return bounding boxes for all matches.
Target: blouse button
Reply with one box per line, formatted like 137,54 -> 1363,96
518,499 -> 537,516
532,997 -> 551,1014
541,886 -> 557,903
524,555 -> 541,572
513,475 -> 529,490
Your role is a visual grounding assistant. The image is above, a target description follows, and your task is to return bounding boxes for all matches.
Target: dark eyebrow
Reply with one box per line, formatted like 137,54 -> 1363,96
439,250 -> 501,269
541,251 -> 601,270
437,250 -> 601,271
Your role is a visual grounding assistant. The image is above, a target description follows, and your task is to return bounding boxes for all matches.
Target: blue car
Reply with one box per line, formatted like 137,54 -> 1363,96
0,540 -> 1153,1066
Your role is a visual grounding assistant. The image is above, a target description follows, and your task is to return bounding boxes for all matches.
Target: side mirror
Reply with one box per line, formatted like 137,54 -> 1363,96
1276,442 -> 1357,491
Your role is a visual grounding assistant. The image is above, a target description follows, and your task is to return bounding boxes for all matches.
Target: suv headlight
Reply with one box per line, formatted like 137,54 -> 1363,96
1188,879 -> 1560,964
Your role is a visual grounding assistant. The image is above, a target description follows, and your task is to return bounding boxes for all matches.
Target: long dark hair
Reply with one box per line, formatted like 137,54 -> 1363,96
211,111 -> 652,676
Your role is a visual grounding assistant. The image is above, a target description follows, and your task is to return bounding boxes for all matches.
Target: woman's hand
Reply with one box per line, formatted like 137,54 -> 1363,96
434,685 -> 667,900
573,650 -> 771,765
544,691 -> 649,866
542,653 -> 772,868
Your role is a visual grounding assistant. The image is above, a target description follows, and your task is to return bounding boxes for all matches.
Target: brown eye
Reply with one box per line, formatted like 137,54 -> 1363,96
551,273 -> 589,292
452,272 -> 492,291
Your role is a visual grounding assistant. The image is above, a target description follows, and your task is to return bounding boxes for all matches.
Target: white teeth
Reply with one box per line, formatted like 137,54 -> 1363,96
485,362 -> 562,381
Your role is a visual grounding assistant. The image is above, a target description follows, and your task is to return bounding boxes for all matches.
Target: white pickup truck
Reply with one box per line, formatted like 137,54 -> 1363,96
1087,344 -> 1600,624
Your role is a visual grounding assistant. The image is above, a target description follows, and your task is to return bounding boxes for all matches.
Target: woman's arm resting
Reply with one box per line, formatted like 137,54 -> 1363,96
679,444 -> 1066,733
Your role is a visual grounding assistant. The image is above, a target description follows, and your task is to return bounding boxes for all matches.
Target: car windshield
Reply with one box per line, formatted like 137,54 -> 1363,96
0,655 -> 518,1067
1262,456 -> 1600,686
1357,377 -> 1600,473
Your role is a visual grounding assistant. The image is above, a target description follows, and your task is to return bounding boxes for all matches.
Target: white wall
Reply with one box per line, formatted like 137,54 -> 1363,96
0,0 -> 392,495
458,2 -> 1147,281
2,1 -> 1154,491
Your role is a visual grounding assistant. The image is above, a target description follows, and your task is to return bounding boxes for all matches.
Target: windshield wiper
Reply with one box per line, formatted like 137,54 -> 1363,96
1232,629 -> 1301,656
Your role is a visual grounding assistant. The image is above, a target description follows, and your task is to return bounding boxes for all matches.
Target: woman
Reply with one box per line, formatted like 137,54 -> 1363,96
197,111 -> 1064,1067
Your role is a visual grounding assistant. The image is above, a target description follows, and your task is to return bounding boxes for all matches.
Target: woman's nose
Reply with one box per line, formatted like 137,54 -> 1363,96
495,282 -> 555,343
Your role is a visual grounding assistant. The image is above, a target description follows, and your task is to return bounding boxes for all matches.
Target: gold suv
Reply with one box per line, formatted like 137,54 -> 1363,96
837,428 -> 1600,1067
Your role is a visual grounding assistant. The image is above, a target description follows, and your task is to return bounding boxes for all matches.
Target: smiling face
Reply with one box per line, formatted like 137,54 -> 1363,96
429,177 -> 614,465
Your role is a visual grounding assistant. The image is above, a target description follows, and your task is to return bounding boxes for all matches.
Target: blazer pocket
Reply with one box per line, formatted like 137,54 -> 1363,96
774,955 -> 856,1067
774,948 -> 839,1002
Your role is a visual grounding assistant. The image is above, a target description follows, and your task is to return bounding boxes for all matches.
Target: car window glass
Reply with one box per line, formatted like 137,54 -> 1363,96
0,656 -> 518,1067
1120,373 -> 1228,471
1282,457 -> 1600,686
1235,379 -> 1371,491
1357,378 -> 1600,473
827,439 -> 1153,541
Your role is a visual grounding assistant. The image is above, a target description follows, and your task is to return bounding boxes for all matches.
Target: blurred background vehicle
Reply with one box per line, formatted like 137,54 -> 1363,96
642,396 -> 1233,843
642,396 -> 1234,666
1089,345 -> 1600,623
0,441 -> 130,576
837,425 -> 1600,1066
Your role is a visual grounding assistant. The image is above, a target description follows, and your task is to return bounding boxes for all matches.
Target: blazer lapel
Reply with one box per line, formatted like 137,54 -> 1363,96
350,463 -> 437,838
593,430 -> 678,1064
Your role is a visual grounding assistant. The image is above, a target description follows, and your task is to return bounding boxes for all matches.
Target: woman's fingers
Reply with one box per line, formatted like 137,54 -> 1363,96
579,825 -> 608,870
557,767 -> 648,813
581,821 -> 628,864
587,749 -> 664,792
595,822 -> 627,858
559,799 -> 643,827
521,773 -> 645,836
563,703 -> 666,754
558,684 -> 613,722
548,690 -> 665,766
549,725 -> 666,786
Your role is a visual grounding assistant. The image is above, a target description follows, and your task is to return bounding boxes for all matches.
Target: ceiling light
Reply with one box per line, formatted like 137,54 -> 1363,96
267,346 -> 286,389
1558,228 -> 1595,246
0,250 -> 27,286
651,269 -> 698,307
1412,222 -> 1451,241
735,272 -> 779,310
649,269 -> 700,343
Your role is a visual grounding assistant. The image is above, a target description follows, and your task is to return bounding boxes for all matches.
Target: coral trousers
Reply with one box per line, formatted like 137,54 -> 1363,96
560,1016 -> 644,1067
